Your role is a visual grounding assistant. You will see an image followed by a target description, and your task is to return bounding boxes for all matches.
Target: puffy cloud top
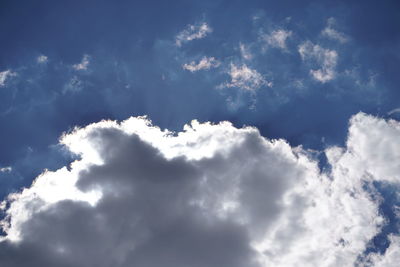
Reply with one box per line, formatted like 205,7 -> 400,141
0,113 -> 399,266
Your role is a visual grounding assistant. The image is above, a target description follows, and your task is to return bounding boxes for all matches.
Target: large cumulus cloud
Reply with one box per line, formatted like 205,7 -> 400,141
0,113 -> 399,266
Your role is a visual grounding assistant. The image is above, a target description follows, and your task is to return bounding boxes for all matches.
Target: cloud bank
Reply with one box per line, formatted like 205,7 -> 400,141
0,113 -> 399,266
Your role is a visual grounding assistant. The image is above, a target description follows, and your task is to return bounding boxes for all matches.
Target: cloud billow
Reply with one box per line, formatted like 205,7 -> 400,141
0,113 -> 399,266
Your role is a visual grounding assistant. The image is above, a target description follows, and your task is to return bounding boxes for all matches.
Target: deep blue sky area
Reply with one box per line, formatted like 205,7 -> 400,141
0,0 -> 399,198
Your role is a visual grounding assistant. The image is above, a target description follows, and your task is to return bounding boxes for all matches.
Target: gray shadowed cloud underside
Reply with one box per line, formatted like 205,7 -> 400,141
1,113 -> 400,266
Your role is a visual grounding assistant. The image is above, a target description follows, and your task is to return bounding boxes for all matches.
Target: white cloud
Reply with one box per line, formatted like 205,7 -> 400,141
72,54 -> 90,71
240,43 -> 253,60
220,63 -> 272,91
324,112 -> 400,265
0,166 -> 12,173
37,55 -> 48,64
176,22 -> 212,47
322,18 -> 348,43
388,108 -> 400,115
182,56 -> 220,72
298,41 -> 338,83
1,113 -> 399,266
327,112 -> 400,184
262,29 -> 292,50
0,70 -> 16,87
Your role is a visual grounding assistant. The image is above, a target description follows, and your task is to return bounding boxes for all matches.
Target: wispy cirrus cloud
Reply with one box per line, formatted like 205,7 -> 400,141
72,54 -> 90,71
262,29 -> 292,50
298,41 -> 338,83
220,63 -> 272,91
175,22 -> 212,47
182,56 -> 220,72
388,108 -> 400,115
322,18 -> 348,43
62,76 -> 84,94
239,43 -> 253,60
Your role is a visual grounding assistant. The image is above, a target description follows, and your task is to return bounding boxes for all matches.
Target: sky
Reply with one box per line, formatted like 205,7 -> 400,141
0,0 -> 400,266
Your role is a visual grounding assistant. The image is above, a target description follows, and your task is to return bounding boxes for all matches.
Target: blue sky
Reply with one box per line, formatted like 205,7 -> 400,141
1,0 -> 400,266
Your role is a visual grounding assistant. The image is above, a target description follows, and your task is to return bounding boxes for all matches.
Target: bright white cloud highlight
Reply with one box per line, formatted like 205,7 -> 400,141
176,22 -> 212,46
0,70 -> 16,87
298,41 -> 338,83
37,55 -> 48,64
182,56 -> 220,72
0,113 -> 399,266
0,166 -> 12,173
327,113 -> 400,184
220,63 -> 272,91
72,54 -> 90,70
